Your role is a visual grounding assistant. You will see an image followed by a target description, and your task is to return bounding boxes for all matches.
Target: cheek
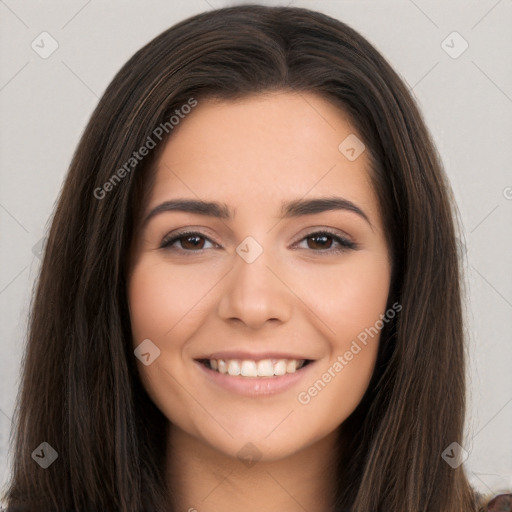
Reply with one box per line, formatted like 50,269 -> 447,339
296,253 -> 389,403
296,270 -> 389,430
296,251 -> 391,340
127,262 -> 209,434
128,260 -> 214,344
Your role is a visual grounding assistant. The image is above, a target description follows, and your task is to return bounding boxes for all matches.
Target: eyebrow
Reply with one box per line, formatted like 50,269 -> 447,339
142,197 -> 373,229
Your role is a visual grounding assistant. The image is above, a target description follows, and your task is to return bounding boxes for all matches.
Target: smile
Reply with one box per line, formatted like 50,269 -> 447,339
195,356 -> 316,397
198,358 -> 312,378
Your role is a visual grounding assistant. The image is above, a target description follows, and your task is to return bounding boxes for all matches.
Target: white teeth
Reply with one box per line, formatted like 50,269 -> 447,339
286,360 -> 297,373
218,360 -> 228,374
241,360 -> 258,377
227,360 -> 241,376
257,359 -> 274,377
206,358 -> 307,377
274,360 -> 287,376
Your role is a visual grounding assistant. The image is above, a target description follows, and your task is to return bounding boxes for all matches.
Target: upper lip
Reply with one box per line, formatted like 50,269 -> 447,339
196,351 -> 313,361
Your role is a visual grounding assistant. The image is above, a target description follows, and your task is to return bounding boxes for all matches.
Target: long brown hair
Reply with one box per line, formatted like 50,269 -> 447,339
2,5 -> 480,511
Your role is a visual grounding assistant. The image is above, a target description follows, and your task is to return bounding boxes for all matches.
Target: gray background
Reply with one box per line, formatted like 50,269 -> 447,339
1,0 -> 511,502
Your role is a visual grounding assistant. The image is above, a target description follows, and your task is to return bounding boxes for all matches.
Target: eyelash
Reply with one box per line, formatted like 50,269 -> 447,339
159,229 -> 357,254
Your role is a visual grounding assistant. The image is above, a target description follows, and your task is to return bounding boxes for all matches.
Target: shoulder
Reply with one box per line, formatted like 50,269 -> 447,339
477,492 -> 512,511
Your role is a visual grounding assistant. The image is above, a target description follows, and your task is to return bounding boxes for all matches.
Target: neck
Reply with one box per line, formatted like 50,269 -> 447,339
165,424 -> 340,512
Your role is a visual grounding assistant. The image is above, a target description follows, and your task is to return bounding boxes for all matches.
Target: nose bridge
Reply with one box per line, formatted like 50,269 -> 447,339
217,236 -> 292,328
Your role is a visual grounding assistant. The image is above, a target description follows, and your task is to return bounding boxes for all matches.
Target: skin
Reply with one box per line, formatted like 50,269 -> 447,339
127,91 -> 392,512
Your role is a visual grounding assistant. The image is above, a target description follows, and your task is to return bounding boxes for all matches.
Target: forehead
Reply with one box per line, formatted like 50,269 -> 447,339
146,91 -> 380,224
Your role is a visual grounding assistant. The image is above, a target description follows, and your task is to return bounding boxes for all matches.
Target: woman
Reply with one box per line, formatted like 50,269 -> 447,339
2,5 -> 510,511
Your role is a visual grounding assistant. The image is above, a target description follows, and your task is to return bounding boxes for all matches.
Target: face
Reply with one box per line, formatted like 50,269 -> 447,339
127,91 -> 391,462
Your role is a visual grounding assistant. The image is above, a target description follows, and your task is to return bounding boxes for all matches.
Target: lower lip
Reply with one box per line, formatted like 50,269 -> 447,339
195,360 -> 316,397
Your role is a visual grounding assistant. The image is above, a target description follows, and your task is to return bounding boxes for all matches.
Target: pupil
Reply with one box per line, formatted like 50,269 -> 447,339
310,235 -> 331,250
183,235 -> 203,249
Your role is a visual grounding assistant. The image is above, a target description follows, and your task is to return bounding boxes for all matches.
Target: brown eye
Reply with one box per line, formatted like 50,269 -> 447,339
307,233 -> 334,250
296,231 -> 356,254
160,231 -> 215,251
179,234 -> 206,250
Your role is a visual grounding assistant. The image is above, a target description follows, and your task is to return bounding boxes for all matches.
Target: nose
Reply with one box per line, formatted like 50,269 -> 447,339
217,244 -> 293,330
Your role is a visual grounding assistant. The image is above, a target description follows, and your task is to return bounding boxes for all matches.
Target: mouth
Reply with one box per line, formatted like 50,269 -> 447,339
196,358 -> 314,378
194,356 -> 316,397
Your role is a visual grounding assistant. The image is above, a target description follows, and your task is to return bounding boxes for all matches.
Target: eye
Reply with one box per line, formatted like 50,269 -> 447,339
160,231 -> 217,252
294,230 -> 357,254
